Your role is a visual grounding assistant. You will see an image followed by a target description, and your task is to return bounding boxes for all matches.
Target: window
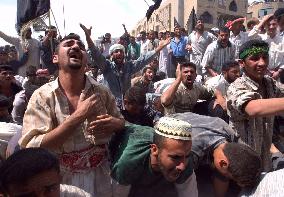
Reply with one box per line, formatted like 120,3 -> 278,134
229,1 -> 237,12
200,12 -> 213,24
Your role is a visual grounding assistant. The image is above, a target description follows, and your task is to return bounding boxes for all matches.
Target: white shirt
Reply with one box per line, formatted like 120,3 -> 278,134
100,42 -> 113,57
248,27 -> 284,70
229,31 -> 249,59
239,169 -> 284,197
205,74 -> 229,96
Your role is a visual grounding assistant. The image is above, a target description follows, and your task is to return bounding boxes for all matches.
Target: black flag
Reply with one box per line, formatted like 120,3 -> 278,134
187,7 -> 197,34
16,0 -> 50,34
146,0 -> 162,21
174,17 -> 181,28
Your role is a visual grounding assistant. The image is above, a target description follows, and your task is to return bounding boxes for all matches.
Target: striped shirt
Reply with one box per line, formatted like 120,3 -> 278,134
201,40 -> 236,75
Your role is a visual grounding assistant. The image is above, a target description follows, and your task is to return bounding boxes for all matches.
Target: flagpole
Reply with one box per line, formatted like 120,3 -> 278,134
143,0 -> 167,31
50,8 -> 62,38
48,9 -> 54,58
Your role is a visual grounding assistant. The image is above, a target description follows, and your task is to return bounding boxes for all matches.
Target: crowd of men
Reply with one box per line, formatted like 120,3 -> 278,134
1,7 -> 284,197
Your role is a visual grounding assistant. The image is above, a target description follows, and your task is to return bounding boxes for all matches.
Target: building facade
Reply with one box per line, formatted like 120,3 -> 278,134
247,0 -> 284,19
132,0 -> 247,35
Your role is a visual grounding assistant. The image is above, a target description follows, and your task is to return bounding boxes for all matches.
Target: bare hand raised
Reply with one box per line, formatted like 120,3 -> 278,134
176,63 -> 182,80
159,37 -> 171,47
80,23 -> 92,36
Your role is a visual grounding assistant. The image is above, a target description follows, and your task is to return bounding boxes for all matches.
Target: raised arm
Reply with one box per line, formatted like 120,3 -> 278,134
0,31 -> 20,47
161,63 -> 182,107
80,23 -> 108,71
131,37 -> 171,74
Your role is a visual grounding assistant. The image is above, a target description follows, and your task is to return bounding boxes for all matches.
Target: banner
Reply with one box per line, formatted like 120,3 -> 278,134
146,0 -> 162,21
16,0 -> 50,34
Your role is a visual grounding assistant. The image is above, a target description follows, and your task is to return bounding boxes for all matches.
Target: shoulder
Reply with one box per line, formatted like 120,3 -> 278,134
110,124 -> 154,184
87,75 -> 112,95
31,80 -> 57,98
228,77 -> 247,91
206,41 -> 218,50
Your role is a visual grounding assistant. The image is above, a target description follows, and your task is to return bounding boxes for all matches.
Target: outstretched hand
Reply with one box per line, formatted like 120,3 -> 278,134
159,37 -> 171,47
80,23 -> 92,36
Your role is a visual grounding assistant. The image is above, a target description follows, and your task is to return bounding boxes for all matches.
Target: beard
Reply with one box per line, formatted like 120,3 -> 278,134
68,63 -> 82,70
157,154 -> 179,182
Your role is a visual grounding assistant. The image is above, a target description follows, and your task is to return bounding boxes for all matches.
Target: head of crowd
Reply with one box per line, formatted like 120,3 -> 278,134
1,8 -> 284,197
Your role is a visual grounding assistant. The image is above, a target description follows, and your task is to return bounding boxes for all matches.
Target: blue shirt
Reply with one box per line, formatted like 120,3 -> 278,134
170,36 -> 188,57
90,46 -> 156,100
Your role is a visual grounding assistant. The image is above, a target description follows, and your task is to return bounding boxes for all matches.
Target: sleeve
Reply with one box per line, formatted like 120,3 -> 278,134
110,125 -> 153,185
104,87 -> 124,119
175,171 -> 198,197
19,90 -> 55,148
12,51 -> 29,71
247,26 -> 262,40
88,45 -> 108,72
187,34 -> 192,45
201,44 -> 214,69
130,50 -> 156,74
227,82 -> 261,116
231,44 -> 236,60
209,32 -> 217,41
0,31 -> 20,46
11,94 -> 26,125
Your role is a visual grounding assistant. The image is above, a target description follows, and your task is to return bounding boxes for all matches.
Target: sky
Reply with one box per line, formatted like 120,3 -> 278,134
0,0 -> 151,45
0,0 -> 258,46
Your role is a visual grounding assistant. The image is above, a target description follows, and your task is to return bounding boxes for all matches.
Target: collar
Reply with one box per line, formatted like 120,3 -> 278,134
217,40 -> 232,49
242,72 -> 263,91
230,31 -> 243,38
50,74 -> 100,93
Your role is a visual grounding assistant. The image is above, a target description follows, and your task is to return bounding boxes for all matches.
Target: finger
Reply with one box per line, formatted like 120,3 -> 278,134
89,117 -> 111,127
95,114 -> 110,120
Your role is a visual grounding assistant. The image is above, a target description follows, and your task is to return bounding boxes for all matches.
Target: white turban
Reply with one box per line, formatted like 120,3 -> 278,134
109,44 -> 125,55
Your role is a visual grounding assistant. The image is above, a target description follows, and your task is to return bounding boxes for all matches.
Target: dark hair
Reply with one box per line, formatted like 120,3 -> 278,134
223,143 -> 262,187
155,71 -> 166,81
274,8 -> 284,21
222,60 -> 239,71
26,65 -> 37,77
180,61 -> 197,71
239,39 -> 269,60
218,26 -> 230,34
124,86 -> 146,106
0,148 -> 60,194
45,25 -> 56,35
265,15 -> 277,26
142,66 -> 154,74
153,132 -> 166,149
55,33 -> 83,54
246,18 -> 259,29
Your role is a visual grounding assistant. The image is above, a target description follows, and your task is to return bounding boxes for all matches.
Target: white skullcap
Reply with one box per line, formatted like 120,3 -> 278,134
154,117 -> 192,140
109,44 -> 125,55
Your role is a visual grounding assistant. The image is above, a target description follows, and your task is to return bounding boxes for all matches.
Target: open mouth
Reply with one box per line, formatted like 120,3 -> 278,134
69,51 -> 81,60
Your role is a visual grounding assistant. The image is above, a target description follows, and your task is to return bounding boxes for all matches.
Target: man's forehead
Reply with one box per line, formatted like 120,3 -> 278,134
162,138 -> 192,152
62,38 -> 83,44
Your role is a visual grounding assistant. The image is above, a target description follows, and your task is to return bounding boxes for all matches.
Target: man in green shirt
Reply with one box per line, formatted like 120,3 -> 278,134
109,117 -> 197,197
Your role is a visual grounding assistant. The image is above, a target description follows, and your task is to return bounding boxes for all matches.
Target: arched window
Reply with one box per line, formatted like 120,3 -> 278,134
200,12 -> 213,24
229,1 -> 237,12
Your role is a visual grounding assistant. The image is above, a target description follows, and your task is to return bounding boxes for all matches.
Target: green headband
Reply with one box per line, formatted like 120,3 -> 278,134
239,46 -> 269,59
